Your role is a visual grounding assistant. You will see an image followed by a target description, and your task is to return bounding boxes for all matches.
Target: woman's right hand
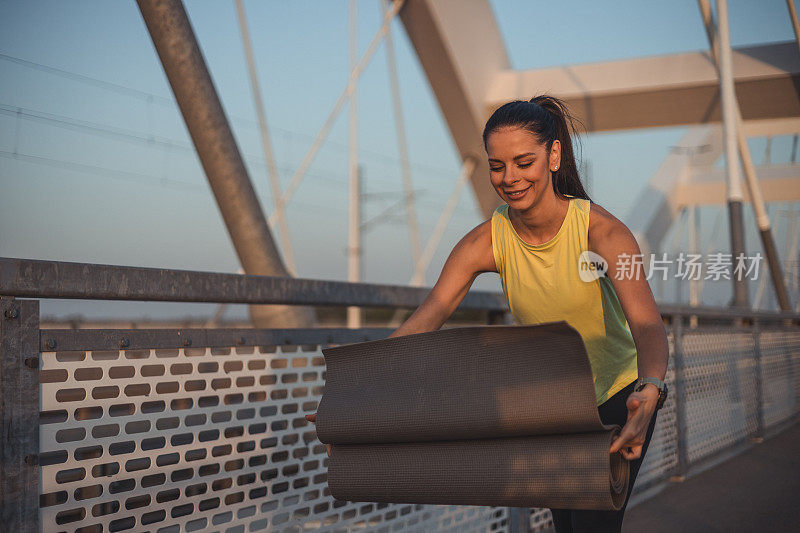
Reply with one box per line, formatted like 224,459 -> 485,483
305,413 -> 332,457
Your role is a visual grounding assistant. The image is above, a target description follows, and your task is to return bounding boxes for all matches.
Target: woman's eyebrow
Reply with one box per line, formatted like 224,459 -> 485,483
488,153 -> 536,163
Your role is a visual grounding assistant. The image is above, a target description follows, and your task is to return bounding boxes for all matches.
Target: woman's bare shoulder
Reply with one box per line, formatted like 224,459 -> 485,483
463,219 -> 492,243
588,202 -> 631,240
451,219 -> 496,273
588,202 -> 640,258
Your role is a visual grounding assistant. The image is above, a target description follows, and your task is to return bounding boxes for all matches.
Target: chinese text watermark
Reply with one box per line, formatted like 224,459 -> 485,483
578,252 -> 764,282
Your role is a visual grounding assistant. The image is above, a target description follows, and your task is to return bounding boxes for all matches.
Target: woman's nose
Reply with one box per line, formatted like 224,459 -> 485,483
502,171 -> 520,185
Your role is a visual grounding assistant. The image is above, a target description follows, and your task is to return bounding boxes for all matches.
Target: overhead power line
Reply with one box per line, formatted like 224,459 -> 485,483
0,52 -> 174,105
0,52 -> 461,181
0,149 -> 197,190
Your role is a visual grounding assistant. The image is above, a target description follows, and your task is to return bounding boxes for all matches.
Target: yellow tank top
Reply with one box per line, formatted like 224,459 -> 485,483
491,197 -> 638,405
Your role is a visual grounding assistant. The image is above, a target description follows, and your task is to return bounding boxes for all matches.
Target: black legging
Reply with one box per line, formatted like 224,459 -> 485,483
549,380 -> 659,533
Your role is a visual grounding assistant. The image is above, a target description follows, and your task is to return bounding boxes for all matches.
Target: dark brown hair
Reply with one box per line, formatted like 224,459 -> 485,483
482,95 -> 591,201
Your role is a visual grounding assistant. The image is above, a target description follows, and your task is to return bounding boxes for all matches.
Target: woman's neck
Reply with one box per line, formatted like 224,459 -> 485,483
509,192 -> 571,245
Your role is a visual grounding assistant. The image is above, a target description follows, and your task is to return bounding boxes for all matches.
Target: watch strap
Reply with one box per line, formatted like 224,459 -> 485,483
636,377 -> 666,391
636,377 -> 668,410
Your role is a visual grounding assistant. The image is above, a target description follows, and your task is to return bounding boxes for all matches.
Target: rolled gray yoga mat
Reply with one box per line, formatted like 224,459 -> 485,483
317,321 -> 629,510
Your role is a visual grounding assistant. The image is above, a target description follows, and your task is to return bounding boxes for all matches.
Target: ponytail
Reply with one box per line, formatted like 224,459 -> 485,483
482,95 -> 591,202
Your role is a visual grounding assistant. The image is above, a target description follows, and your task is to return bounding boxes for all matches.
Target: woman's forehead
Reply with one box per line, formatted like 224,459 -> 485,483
486,127 -> 545,155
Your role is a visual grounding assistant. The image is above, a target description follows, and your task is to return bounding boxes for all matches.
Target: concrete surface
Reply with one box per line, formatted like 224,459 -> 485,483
623,422 -> 800,532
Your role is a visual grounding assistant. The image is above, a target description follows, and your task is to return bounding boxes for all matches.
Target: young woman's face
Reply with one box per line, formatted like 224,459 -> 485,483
486,126 -> 560,210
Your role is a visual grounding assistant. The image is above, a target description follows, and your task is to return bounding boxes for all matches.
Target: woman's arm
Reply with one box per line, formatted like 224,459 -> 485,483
306,221 -> 495,453
589,203 -> 669,460
390,220 -> 497,337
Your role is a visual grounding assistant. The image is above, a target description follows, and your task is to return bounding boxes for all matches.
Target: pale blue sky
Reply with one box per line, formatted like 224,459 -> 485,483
0,0 -> 798,319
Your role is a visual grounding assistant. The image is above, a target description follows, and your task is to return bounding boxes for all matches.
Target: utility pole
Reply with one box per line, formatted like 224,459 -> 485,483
347,0 -> 362,328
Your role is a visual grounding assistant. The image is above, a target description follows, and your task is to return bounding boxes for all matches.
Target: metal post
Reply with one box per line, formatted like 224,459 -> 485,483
671,314 -> 690,479
752,319 -> 765,440
0,297 -> 40,532
136,0 -> 313,328
347,0 -> 362,329
689,206 -> 700,326
507,508 -> 531,533
715,0 -> 749,308
698,0 -> 791,311
669,207 -> 688,304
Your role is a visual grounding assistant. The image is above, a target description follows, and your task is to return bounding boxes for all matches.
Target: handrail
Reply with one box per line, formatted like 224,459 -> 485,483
0,257 -> 507,311
2,257 -> 799,323
657,303 -> 800,322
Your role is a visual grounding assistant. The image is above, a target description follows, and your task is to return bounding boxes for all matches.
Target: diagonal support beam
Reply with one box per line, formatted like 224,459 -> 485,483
137,0 -> 313,327
399,0 -> 509,219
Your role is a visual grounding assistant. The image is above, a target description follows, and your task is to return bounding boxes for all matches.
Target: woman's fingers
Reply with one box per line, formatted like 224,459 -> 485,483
610,390 -> 656,455
620,443 -> 643,460
608,424 -> 634,453
609,419 -> 647,454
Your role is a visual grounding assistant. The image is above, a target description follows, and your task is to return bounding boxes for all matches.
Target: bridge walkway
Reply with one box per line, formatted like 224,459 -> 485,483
623,421 -> 800,532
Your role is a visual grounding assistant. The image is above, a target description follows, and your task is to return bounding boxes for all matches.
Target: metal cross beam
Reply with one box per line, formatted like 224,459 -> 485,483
398,0 -> 800,218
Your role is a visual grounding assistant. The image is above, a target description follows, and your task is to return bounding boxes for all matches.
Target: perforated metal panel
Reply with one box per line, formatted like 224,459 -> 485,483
38,342 -> 507,532
35,325 -> 800,532
528,508 -> 552,532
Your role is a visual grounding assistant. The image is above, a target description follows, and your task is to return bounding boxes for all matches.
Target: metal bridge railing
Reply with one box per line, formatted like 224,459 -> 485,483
1,257 -> 798,533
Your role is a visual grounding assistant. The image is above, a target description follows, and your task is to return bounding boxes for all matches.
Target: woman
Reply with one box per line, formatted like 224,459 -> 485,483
311,96 -> 669,532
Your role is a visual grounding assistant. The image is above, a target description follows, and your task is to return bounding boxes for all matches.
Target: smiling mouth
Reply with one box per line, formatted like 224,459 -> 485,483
504,185 -> 531,200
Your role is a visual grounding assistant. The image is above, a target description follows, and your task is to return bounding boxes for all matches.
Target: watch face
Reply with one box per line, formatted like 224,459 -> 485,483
657,385 -> 668,409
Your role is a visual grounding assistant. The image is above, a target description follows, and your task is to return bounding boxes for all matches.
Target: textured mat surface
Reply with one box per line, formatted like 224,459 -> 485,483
318,321 -> 628,510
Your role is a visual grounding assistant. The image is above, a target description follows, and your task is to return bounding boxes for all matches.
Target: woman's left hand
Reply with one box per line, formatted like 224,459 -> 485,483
609,385 -> 659,460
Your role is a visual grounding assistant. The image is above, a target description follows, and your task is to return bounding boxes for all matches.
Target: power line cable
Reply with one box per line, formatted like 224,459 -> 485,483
0,52 -> 461,180
0,52 -> 174,105
0,102 -> 454,194
0,149 -> 197,190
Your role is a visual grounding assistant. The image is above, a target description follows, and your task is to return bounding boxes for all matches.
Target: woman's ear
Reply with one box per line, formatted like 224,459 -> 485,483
550,139 -> 561,172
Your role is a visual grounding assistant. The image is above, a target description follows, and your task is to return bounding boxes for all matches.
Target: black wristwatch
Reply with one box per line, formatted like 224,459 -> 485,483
635,377 -> 668,410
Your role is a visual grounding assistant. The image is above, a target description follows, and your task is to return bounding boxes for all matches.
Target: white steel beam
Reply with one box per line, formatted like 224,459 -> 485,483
679,165 -> 800,206
398,0 -> 800,219
488,41 -> 800,133
399,0 -> 509,218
